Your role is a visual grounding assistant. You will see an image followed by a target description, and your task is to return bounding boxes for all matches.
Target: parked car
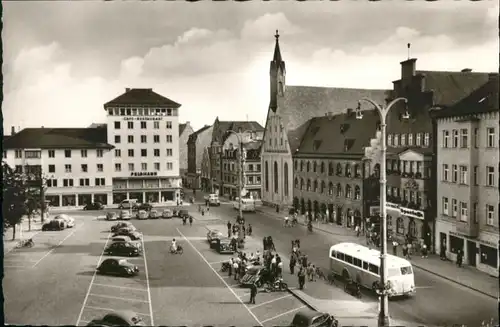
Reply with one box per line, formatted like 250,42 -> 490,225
104,242 -> 141,257
55,214 -> 75,228
136,210 -> 149,220
161,209 -> 173,219
97,258 -> 139,277
111,222 -> 136,233
42,220 -> 65,231
207,229 -> 224,248
113,228 -> 142,241
240,266 -> 271,287
137,202 -> 153,211
204,193 -> 221,206
178,209 -> 189,219
113,227 -> 135,236
87,310 -> 146,326
106,212 -> 118,221
119,210 -> 132,220
290,309 -> 338,327
118,199 -> 138,210
215,238 -> 234,254
111,236 -> 132,243
83,202 -> 105,210
149,210 -> 160,219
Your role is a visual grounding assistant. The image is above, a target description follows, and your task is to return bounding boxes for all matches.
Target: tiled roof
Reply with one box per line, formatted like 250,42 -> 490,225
189,125 -> 212,142
179,123 -> 188,136
280,86 -> 390,152
295,109 -> 381,157
3,127 -> 114,150
213,121 -> 264,144
432,76 -> 499,118
104,88 -> 181,108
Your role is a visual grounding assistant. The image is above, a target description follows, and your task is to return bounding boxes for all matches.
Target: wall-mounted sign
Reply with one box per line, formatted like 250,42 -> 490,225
404,178 -> 419,191
131,172 -> 158,177
382,202 -> 424,220
124,117 -> 163,121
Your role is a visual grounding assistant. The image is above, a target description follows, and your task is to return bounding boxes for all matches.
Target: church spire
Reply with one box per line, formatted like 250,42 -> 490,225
273,29 -> 282,64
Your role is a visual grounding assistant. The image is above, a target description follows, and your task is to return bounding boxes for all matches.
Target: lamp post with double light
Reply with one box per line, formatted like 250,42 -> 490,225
355,97 -> 409,327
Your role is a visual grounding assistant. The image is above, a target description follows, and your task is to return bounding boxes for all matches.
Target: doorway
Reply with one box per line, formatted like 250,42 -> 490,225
440,232 -> 447,252
467,241 -> 477,267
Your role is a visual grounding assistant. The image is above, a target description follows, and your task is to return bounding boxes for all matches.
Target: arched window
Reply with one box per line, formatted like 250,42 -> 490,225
300,178 -> 304,190
354,185 -> 361,200
321,181 -> 326,193
345,184 -> 352,198
307,179 -> 311,191
396,217 -> 404,235
345,164 -> 352,177
374,164 -> 380,178
387,215 -> 393,229
321,162 -> 325,174
313,180 -> 318,192
294,177 -> 299,189
284,163 -> 289,196
336,163 -> 343,176
306,161 -> 310,172
336,183 -> 342,197
300,161 -> 304,172
274,161 -> 279,193
354,164 -> 361,177
313,161 -> 317,173
328,162 -> 334,176
409,219 -> 417,237
328,182 -> 334,195
265,161 -> 269,191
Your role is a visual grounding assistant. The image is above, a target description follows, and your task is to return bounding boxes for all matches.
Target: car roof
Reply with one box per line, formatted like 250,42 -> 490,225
292,309 -> 324,322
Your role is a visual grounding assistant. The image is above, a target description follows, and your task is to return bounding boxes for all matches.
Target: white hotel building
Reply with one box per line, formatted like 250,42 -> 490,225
3,88 -> 183,208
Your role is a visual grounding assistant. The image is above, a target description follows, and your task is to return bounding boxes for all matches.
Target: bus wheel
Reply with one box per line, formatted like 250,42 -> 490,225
341,269 -> 350,281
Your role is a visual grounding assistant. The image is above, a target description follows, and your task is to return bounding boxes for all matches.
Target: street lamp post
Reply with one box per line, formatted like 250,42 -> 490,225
356,97 -> 408,327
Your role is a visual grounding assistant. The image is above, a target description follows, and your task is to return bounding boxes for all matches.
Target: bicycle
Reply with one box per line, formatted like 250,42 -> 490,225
15,239 -> 34,249
170,245 -> 184,255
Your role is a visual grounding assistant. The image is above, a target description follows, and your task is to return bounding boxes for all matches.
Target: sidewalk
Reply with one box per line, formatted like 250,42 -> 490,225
3,218 -> 43,255
257,206 -> 498,299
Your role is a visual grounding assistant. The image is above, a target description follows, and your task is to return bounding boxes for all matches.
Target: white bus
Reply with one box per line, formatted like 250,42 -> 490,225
329,242 -> 415,298
233,198 -> 256,212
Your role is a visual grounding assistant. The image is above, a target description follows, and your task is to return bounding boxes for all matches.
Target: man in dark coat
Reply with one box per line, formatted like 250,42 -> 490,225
289,255 -> 296,275
249,283 -> 257,304
227,221 -> 232,238
298,266 -> 306,290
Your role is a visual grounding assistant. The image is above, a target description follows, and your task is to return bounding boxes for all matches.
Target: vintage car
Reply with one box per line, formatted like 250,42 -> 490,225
55,214 -> 75,228
113,228 -> 142,240
104,242 -> 141,257
148,210 -> 160,219
136,210 -> 149,220
87,310 -> 146,326
215,238 -> 234,254
239,266 -> 271,287
206,229 -> 224,248
161,209 -> 173,219
42,219 -> 65,231
119,210 -> 132,220
97,258 -> 139,277
83,202 -> 105,210
177,209 -> 189,219
111,222 -> 135,233
111,236 -> 132,243
290,309 -> 338,327
137,202 -> 153,211
106,212 -> 118,221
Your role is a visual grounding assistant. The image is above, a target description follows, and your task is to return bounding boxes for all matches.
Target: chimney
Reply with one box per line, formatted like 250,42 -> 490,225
461,68 -> 472,73
185,121 -> 190,126
400,58 -> 417,81
125,88 -> 131,92
11,126 -> 16,135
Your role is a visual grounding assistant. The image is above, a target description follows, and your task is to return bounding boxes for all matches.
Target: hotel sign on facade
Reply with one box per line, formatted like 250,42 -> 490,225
370,202 -> 425,220
123,117 -> 164,121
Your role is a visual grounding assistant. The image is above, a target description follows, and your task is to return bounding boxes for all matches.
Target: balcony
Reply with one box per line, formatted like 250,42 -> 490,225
456,220 -> 479,238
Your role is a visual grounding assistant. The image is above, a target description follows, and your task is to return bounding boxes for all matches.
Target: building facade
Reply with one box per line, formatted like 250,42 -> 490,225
104,88 -> 183,204
179,122 -> 194,186
3,127 -> 114,207
433,75 -> 499,277
261,31 -> 389,211
186,125 -> 213,190
200,148 -> 211,192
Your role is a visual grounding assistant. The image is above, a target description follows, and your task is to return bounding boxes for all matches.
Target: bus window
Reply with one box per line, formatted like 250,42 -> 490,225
363,262 -> 368,270
400,266 -> 413,275
388,268 -> 400,277
368,263 -> 379,275
337,252 -> 345,261
353,258 -> 362,268
331,250 -> 336,257
345,255 -> 353,264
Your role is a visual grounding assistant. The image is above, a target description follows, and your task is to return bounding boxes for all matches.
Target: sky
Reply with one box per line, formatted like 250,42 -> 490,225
3,1 -> 498,133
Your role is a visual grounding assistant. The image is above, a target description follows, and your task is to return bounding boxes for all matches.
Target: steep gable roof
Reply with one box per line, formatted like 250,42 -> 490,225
179,123 -> 188,136
3,127 -> 114,150
280,86 -> 390,153
104,88 -> 181,108
212,121 -> 264,144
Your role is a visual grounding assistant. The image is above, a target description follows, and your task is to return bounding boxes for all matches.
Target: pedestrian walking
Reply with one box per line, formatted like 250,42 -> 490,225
289,256 -> 296,275
392,240 -> 398,256
402,244 -> 408,259
227,221 -> 232,237
440,242 -> 447,260
307,264 -> 314,282
421,243 -> 428,258
456,249 -> 463,267
355,225 -> 360,237
233,260 -> 239,281
248,224 -> 252,236
298,266 -> 306,290
206,206 -> 210,214
242,225 -> 246,239
277,260 -> 283,278
228,258 -> 233,276
189,215 -> 193,226
249,283 -> 257,304
407,242 -> 413,256
302,254 -> 308,268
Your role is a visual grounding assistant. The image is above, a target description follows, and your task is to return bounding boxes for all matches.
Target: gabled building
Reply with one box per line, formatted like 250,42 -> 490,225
432,74 -> 499,276
179,121 -> 194,186
186,124 -> 213,190
261,31 -> 389,211
200,147 -> 211,192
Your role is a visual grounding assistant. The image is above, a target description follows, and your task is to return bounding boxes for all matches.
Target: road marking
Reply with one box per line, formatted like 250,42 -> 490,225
4,265 -> 30,269
91,283 -> 148,292
4,258 -> 38,262
250,294 -> 293,309
75,232 -> 112,326
415,286 -> 433,289
177,228 -> 263,326
238,291 -> 251,298
4,231 -> 42,255
208,259 -> 228,265
141,235 -> 155,326
89,293 -> 149,303
260,305 -> 306,324
84,305 -> 150,317
31,223 -> 84,268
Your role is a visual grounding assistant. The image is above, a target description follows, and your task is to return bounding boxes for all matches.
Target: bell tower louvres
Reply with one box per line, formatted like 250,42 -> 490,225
269,30 -> 286,112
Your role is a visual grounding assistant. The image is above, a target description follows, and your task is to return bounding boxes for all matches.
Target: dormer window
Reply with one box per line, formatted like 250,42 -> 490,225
340,124 -> 349,134
344,139 -> 355,152
394,134 -> 399,147
311,126 -> 320,136
313,140 -> 322,151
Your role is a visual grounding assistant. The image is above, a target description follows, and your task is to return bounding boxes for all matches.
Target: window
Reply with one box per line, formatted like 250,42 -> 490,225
486,205 -> 494,225
473,202 -> 478,223
63,179 -> 74,187
460,202 -> 468,221
336,252 -> 344,261
345,184 -> 352,198
128,163 -> 134,172
96,149 -> 103,158
394,134 -> 399,146
115,163 -> 121,172
65,164 -> 72,173
126,121 -> 133,129
442,164 -> 449,181
166,135 -> 173,143
474,128 -> 479,148
153,121 -> 159,129
96,164 -> 103,172
460,129 -> 468,148
114,135 -> 121,144
115,149 -> 121,157
313,161 -> 317,173
48,165 -> 55,173
48,150 -> 55,158
164,148 -> 172,156
274,161 -> 279,193
166,121 -> 172,129
95,178 -> 105,186
387,135 -> 392,146
141,121 -> 147,129
65,150 -> 72,158
368,264 -> 379,275
486,127 -> 495,148
128,135 -> 134,143
153,135 -> 160,143
443,130 -> 450,148
141,163 -> 147,171
141,135 -> 147,143
452,199 -> 458,217
480,244 -> 498,269
336,183 -> 342,197
141,149 -> 147,157
424,133 -> 430,147
451,165 -> 458,182
408,133 -> 413,146
459,166 -> 468,185
442,197 -> 449,215
128,149 -> 134,157
473,166 -> 478,185
14,149 -> 22,158
154,149 -> 160,157
166,162 -> 173,170
416,133 -> 422,146
452,130 -> 459,148
114,121 -> 121,129
79,178 -> 90,186
344,255 -> 353,264
396,217 -> 404,234
81,164 -> 88,172
486,166 -> 495,186
154,162 -> 160,171
401,134 -> 406,146
265,162 -> 269,191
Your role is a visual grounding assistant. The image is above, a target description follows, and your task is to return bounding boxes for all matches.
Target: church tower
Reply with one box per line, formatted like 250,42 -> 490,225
269,30 -> 286,113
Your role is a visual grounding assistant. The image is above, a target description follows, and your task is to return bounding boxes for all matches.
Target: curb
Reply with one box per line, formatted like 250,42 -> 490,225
287,287 -> 319,312
256,209 -> 498,300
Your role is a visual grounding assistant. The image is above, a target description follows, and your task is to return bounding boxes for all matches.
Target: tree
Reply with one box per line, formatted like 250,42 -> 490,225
2,162 -> 28,240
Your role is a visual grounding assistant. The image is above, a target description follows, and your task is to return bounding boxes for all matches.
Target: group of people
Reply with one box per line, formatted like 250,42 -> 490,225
226,251 -> 261,281
391,235 -> 429,260
226,221 -> 253,239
